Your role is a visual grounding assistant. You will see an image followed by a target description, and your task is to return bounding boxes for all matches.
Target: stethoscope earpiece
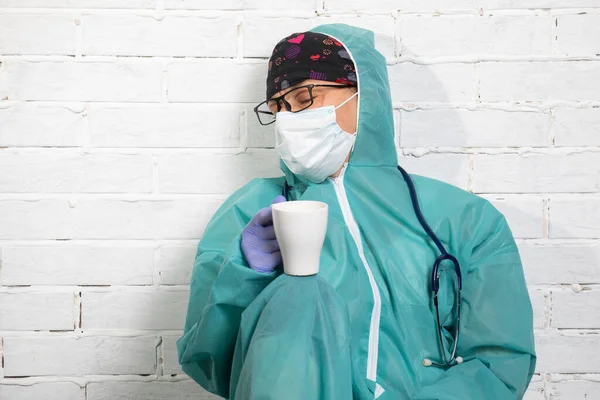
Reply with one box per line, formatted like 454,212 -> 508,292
422,356 -> 464,369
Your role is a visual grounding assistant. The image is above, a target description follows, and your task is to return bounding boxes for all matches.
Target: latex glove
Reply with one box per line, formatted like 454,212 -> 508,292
241,195 -> 287,273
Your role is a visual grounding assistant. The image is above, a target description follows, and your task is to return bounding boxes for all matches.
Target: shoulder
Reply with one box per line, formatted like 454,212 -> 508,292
410,174 -> 502,219
409,174 -> 515,256
211,177 -> 285,223
199,177 -> 285,252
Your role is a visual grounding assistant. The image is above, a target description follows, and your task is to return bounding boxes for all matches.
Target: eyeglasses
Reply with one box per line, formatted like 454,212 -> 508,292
253,83 -> 355,126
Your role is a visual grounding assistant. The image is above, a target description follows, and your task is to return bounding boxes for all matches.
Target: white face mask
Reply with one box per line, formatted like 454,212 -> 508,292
274,91 -> 359,183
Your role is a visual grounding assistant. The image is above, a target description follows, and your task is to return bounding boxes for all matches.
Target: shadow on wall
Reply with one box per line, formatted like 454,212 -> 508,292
394,44 -> 600,399
396,44 -> 600,399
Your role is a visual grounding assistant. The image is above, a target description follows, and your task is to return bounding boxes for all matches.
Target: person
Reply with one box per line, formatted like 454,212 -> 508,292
178,23 -> 536,399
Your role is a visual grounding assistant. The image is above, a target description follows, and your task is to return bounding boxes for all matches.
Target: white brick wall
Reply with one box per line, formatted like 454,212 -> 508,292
0,2 -> 598,400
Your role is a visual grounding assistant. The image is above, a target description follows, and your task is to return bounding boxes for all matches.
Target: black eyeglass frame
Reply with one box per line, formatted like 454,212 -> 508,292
253,83 -> 356,126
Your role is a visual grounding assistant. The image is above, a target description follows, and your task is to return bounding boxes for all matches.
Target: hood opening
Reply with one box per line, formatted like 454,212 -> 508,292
279,23 -> 398,188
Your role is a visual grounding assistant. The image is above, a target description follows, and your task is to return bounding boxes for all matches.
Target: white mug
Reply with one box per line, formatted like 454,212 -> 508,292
272,200 -> 328,276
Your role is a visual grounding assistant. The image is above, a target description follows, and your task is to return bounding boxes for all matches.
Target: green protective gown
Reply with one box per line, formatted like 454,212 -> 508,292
178,23 -> 536,400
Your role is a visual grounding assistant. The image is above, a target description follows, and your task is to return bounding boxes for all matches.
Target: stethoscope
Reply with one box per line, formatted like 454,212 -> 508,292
282,165 -> 464,369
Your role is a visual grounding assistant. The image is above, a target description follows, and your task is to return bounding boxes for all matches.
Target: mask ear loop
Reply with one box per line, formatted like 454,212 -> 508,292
334,89 -> 359,111
343,90 -> 359,161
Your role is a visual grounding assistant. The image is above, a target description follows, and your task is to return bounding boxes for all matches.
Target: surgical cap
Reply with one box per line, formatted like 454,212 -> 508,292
266,31 -> 358,100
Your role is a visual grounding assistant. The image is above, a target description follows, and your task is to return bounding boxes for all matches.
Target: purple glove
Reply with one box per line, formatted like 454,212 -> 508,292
241,195 -> 287,273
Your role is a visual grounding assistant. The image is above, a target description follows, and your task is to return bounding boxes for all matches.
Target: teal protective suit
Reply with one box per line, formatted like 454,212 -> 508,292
178,23 -> 536,399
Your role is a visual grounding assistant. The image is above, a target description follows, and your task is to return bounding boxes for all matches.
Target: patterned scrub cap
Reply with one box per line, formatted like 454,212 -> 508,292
266,31 -> 357,100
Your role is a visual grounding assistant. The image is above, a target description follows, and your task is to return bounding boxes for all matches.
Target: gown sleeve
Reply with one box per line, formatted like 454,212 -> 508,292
177,178 -> 284,398
413,201 -> 537,400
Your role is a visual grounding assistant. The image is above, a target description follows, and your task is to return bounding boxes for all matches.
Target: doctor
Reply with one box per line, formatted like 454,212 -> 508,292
178,24 -> 536,399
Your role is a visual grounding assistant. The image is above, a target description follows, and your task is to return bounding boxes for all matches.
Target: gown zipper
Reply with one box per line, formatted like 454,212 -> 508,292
329,164 -> 385,399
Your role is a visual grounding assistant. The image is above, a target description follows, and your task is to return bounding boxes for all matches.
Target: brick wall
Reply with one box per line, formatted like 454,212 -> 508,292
1,1 -> 599,399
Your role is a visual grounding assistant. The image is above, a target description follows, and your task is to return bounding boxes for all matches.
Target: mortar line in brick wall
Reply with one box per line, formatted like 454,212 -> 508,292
482,192 -> 600,199
548,288 -> 554,328
0,147 -> 283,155
10,144 -> 600,155
5,99 -> 600,111
155,336 -> 163,377
81,103 -> 90,150
317,0 -> 325,12
543,198 -> 550,239
534,328 -> 600,335
250,54 -> 600,63
0,337 -> 4,379
401,146 -> 600,156
393,101 -> 600,112
0,192 -> 598,202
151,154 -> 159,193
0,8 -> 276,17
474,62 -> 481,104
0,330 -> 183,339
554,328 -> 600,334
75,290 -> 82,332
541,373 -> 550,400
236,15 -> 244,60
0,374 -> 197,386
543,289 -> 550,330
0,7 -> 597,16
238,107 -> 248,153
160,60 -> 168,103
322,8 -> 600,16
552,16 -> 559,56
565,281 -> 600,288
152,246 -> 160,286
0,239 -> 199,245
394,10 -> 402,58
0,191 -> 228,198
0,55 -> 257,62
0,191 -> 596,201
480,7 -> 600,16
0,285 -> 190,293
548,373 -> 600,381
386,55 -> 600,64
3,54 -> 600,64
530,284 -> 600,290
76,143 -> 600,152
548,109 -> 556,147
74,11 -> 82,58
0,100 -> 245,108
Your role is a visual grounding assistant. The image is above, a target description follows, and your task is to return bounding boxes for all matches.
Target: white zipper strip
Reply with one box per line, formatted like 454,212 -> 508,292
330,167 -> 382,385
375,383 -> 385,399
315,30 -> 383,397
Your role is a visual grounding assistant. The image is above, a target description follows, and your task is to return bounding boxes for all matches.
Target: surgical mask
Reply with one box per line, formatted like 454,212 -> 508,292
275,91 -> 359,183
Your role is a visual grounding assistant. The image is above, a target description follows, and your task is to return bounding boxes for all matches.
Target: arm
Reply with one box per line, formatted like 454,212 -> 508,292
176,178 -> 283,398
413,202 -> 536,400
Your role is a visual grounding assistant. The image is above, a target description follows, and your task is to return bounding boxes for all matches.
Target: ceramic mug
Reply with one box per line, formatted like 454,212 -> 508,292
272,200 -> 328,276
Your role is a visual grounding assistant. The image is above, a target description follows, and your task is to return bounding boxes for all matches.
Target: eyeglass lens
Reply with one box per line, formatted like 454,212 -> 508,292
255,86 -> 314,124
